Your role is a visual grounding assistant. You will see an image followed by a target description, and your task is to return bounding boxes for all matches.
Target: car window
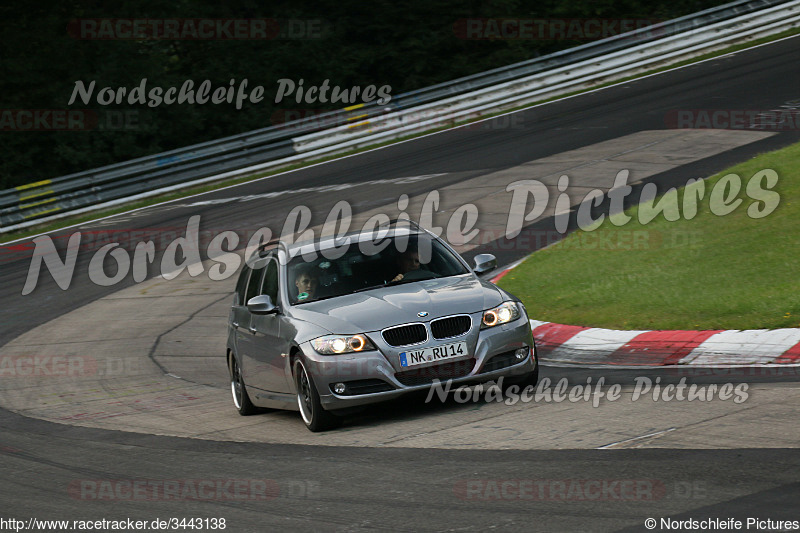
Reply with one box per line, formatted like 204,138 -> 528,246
244,264 -> 264,304
235,266 -> 250,305
287,234 -> 469,304
261,259 -> 279,305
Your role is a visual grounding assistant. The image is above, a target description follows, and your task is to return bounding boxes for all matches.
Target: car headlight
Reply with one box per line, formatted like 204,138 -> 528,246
482,302 -> 520,328
312,334 -> 376,355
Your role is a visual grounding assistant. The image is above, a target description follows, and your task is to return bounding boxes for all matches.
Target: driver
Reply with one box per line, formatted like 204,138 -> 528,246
391,249 -> 421,282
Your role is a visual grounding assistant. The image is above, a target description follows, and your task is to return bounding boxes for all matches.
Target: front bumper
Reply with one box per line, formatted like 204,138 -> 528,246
299,314 -> 536,410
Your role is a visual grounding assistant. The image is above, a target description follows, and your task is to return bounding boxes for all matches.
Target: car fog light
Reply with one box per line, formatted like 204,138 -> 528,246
334,382 -> 346,394
515,347 -> 528,360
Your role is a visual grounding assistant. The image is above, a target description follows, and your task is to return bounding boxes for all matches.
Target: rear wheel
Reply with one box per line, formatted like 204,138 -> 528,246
230,354 -> 257,416
294,359 -> 341,432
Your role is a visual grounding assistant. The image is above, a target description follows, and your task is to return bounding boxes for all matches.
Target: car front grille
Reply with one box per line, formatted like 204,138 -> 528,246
479,350 -> 521,373
382,324 -> 427,347
395,358 -> 475,387
430,315 -> 471,339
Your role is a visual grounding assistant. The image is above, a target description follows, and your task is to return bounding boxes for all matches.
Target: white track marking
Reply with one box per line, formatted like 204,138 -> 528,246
681,329 -> 800,365
597,428 -> 677,449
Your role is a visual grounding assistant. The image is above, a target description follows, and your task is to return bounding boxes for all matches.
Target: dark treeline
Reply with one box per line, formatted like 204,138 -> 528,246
0,0 -> 728,189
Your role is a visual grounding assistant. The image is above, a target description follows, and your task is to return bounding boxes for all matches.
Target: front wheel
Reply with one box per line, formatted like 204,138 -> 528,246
230,354 -> 257,416
294,359 -> 341,432
502,365 -> 539,395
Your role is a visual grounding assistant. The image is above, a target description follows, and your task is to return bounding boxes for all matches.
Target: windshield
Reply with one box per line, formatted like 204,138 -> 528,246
286,234 -> 469,305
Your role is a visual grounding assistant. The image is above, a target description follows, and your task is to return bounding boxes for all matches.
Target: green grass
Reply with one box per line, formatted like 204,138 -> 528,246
499,141 -> 800,331
3,29 -> 798,244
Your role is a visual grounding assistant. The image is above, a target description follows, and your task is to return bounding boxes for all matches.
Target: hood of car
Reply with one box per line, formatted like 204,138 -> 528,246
289,274 -> 504,335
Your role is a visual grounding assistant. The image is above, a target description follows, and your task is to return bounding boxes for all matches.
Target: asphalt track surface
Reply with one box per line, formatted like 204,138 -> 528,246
1,36 -> 800,531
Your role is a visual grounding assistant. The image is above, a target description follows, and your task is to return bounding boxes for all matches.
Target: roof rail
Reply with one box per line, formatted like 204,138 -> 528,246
257,239 -> 286,257
385,217 -> 427,233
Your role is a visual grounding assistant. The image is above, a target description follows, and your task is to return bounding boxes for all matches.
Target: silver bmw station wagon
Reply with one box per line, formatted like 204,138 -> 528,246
227,220 -> 538,431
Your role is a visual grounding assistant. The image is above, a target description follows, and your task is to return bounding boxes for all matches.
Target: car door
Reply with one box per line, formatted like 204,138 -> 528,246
241,257 -> 292,393
228,264 -> 251,356
234,259 -> 267,389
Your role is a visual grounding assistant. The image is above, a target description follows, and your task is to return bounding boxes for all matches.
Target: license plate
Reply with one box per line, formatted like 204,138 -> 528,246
400,341 -> 468,367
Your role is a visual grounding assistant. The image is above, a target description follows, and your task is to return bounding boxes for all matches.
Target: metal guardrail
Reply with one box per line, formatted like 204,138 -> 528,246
1,0 -> 796,232
292,0 -> 800,155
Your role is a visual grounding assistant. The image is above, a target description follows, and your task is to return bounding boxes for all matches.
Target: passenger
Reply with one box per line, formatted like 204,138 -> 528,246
294,265 -> 319,301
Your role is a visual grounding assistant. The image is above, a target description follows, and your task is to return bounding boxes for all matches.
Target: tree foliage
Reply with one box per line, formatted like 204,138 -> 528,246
0,0 -> 729,189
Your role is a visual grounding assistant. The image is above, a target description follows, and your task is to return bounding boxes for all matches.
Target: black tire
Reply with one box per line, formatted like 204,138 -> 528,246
229,353 -> 257,416
294,359 -> 342,432
502,364 -> 539,395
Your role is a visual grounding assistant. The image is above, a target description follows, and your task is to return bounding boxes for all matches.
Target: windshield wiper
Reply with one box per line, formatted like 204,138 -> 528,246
352,283 -> 392,293
293,293 -> 341,305
352,278 -> 423,294
351,270 -> 456,294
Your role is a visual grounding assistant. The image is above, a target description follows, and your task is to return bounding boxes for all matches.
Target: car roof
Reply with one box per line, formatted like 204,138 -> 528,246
252,220 -> 432,262
288,226 -> 425,256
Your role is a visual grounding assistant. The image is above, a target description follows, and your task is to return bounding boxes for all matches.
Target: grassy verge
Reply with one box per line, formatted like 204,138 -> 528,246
2,28 -> 798,245
498,141 -> 800,331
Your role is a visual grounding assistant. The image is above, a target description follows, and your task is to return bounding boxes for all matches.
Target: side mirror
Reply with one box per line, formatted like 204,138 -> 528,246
247,294 -> 279,315
473,253 -> 497,275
